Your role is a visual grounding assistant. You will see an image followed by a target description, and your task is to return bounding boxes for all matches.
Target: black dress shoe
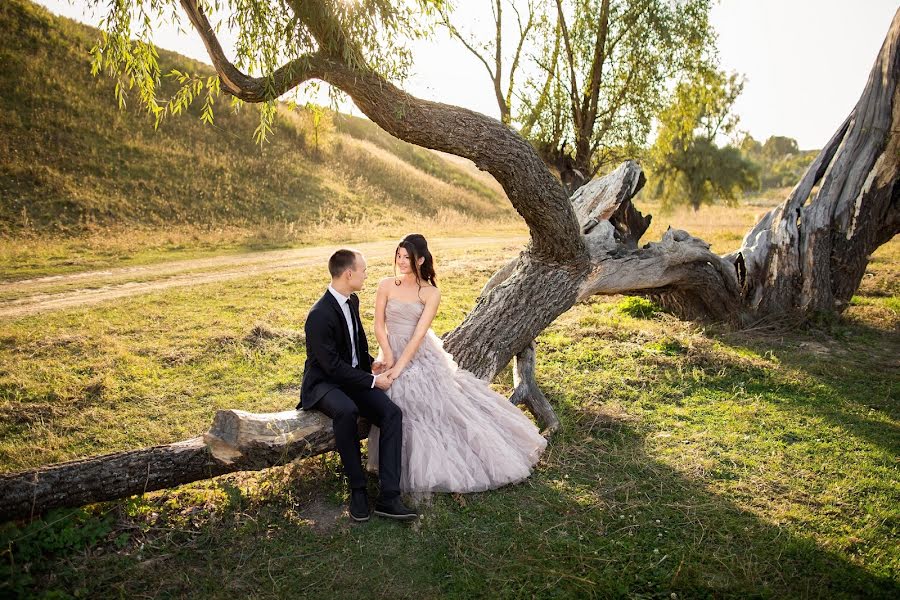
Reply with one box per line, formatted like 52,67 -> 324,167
373,496 -> 418,521
349,488 -> 370,522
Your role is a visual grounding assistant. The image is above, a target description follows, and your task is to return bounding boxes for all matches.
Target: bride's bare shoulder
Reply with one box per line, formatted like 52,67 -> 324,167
420,284 -> 441,302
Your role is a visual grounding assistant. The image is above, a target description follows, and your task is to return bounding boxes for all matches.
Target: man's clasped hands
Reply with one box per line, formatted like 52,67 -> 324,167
370,359 -> 403,391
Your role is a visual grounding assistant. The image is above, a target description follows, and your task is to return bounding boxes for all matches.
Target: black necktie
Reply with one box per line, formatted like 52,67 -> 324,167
347,296 -> 359,358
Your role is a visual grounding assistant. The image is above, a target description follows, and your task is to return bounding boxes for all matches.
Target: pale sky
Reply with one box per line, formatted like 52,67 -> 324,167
35,0 -> 900,150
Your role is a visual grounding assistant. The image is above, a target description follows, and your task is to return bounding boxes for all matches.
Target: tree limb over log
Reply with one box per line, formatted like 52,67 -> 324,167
182,0 -> 585,266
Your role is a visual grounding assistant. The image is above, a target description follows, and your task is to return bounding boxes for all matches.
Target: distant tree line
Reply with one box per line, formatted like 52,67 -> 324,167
739,134 -> 819,191
644,69 -> 819,211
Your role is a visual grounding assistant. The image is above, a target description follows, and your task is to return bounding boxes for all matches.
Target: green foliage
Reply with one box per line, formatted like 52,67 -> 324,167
648,69 -> 757,210
615,296 -> 661,319
645,336 -> 687,355
885,296 -> 900,313
761,135 -> 800,161
1,508 -> 114,596
520,0 -> 717,172
741,133 -> 818,191
299,102 -> 332,157
84,0 -> 445,144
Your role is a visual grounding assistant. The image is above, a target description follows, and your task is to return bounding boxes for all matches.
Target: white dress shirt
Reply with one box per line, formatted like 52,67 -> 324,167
327,286 -> 376,388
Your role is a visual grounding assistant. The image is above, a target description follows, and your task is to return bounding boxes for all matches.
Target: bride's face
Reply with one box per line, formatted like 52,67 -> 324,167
395,247 -> 423,276
396,248 -> 412,275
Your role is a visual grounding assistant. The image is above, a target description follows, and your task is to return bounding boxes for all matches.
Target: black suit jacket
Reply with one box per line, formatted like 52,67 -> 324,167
298,290 -> 374,409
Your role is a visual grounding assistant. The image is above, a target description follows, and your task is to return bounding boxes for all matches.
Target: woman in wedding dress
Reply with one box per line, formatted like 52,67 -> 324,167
367,234 -> 546,495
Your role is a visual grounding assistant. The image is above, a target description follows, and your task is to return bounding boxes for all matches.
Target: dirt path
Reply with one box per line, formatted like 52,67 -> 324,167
0,235 -> 524,319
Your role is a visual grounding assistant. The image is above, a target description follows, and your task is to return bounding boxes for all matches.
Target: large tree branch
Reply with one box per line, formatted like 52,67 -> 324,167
179,0 -> 320,102
579,226 -> 743,322
316,59 -> 585,264
183,0 -> 585,265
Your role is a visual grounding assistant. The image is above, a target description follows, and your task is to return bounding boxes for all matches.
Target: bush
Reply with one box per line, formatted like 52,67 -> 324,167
616,297 -> 662,319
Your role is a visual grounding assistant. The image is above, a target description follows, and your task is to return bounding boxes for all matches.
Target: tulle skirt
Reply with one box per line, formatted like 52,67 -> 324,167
367,327 -> 547,496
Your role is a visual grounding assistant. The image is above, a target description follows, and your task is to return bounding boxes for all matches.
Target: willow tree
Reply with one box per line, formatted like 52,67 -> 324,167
2,0 -> 898,521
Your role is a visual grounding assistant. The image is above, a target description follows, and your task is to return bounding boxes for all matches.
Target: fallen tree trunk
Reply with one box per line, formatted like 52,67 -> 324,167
0,438 -> 229,522
0,410 -> 367,522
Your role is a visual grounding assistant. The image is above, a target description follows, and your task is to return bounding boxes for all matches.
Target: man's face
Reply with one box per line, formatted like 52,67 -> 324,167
347,253 -> 368,292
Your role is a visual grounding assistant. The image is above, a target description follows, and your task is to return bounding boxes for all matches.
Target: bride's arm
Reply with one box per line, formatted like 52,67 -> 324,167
373,278 -> 394,368
386,288 -> 441,378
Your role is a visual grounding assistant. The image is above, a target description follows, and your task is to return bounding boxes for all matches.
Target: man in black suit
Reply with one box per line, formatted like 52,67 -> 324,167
298,249 -> 416,522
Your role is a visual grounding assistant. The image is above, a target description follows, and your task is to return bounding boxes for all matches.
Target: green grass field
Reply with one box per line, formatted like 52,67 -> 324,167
0,202 -> 897,597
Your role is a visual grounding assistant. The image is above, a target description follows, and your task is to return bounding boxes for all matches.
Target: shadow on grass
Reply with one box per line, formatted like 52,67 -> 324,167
3,404 -> 897,599
709,320 -> 899,457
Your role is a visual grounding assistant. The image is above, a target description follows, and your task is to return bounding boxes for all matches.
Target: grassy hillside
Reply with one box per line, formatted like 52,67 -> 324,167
0,0 -> 513,235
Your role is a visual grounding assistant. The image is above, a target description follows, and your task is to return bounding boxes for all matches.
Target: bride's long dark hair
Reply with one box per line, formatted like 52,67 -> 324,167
395,233 -> 437,289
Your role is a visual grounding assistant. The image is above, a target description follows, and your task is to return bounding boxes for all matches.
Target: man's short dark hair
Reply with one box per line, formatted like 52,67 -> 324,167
329,249 -> 358,278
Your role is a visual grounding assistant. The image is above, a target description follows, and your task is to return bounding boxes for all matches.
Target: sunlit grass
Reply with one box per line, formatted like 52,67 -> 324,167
0,235 -> 897,598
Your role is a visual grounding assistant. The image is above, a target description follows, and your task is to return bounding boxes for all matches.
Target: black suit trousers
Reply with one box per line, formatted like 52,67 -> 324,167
314,386 -> 402,498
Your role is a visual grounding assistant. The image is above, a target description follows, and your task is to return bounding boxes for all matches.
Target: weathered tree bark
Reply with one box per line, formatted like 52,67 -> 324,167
0,438 -> 227,522
2,3 -> 897,522
0,410 -> 368,521
725,23 -> 900,318
511,342 -> 560,434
